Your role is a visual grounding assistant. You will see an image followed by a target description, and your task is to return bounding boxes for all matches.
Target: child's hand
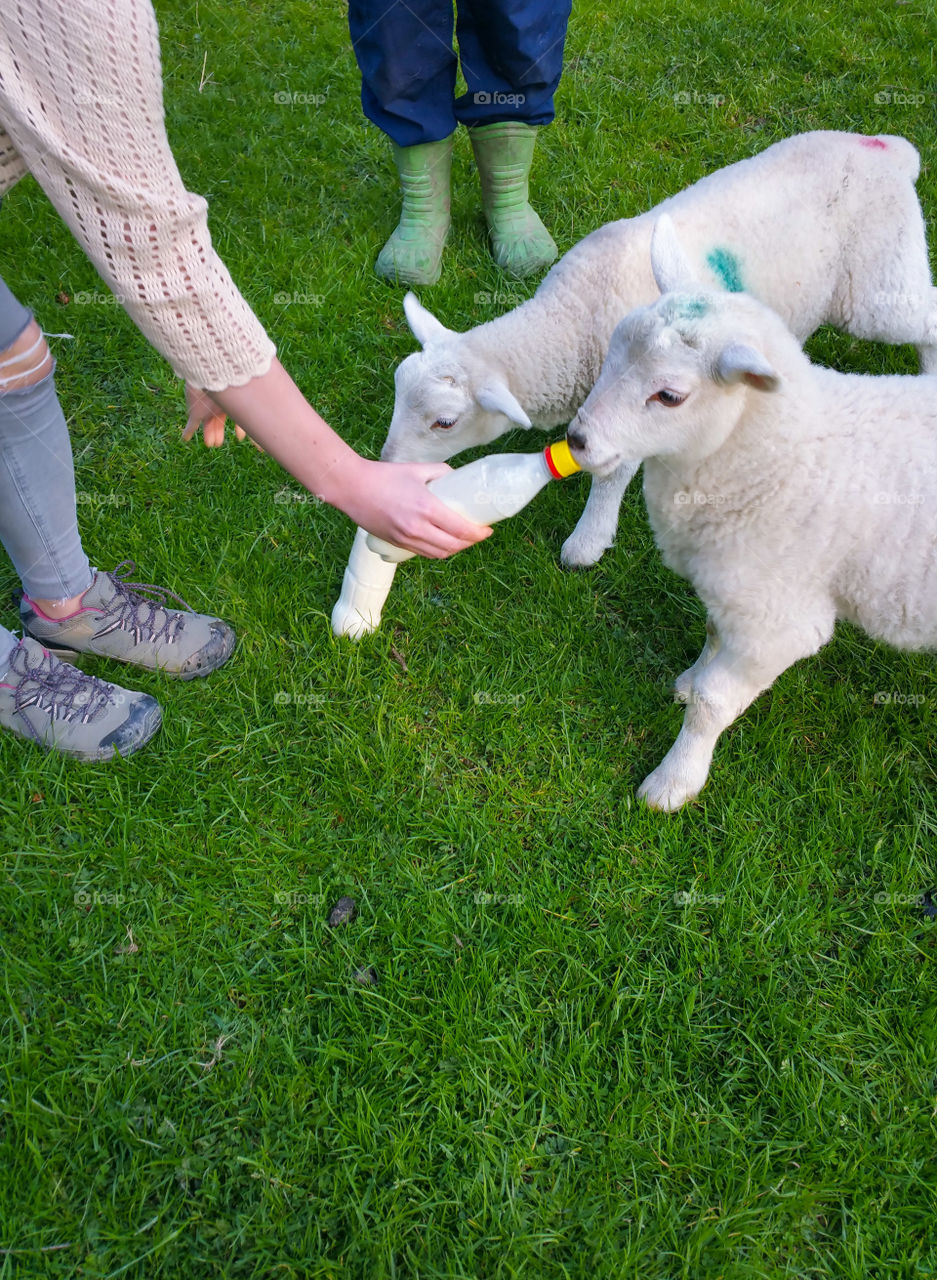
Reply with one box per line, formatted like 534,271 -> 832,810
183,382 -> 248,446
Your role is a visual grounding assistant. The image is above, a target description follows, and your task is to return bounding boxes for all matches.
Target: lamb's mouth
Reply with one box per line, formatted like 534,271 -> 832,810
566,415 -> 625,477
567,443 -> 625,478
590,452 -> 627,478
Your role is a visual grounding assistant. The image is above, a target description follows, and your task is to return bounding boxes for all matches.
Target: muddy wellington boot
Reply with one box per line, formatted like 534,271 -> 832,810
375,137 -> 453,285
469,121 -> 558,278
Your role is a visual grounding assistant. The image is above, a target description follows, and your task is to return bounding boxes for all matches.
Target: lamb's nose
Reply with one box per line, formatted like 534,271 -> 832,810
566,425 -> 587,452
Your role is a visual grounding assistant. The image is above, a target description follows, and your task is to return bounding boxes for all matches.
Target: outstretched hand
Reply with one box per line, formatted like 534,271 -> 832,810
180,363 -> 490,558
331,457 -> 492,560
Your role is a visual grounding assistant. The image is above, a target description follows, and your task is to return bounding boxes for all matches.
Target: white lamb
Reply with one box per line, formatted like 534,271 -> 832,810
382,130 -> 937,572
565,215 -> 937,812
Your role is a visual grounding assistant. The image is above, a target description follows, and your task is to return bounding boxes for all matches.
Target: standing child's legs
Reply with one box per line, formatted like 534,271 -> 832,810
348,0 -> 456,285
455,0 -> 570,276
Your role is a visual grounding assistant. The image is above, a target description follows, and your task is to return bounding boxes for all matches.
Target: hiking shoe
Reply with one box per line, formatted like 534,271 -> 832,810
20,561 -> 236,679
0,637 -> 161,760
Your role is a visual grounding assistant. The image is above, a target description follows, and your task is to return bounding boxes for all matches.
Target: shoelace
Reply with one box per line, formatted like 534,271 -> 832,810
9,643 -> 114,744
95,561 -> 194,647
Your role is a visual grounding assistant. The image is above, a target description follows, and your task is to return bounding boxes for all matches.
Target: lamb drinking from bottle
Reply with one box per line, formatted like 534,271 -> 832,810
380,131 -> 937,574
566,216 -> 937,811
333,130 -> 937,640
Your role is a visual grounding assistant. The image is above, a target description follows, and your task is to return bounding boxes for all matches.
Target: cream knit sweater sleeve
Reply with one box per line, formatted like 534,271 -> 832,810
0,0 -> 275,391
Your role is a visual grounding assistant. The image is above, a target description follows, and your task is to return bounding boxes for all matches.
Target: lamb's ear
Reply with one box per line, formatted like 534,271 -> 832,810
650,214 -> 698,294
403,292 -> 454,346
714,342 -> 780,392
476,379 -> 532,428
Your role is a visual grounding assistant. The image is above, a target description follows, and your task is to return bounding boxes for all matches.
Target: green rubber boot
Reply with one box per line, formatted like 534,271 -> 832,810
469,121 -> 558,278
375,137 -> 453,286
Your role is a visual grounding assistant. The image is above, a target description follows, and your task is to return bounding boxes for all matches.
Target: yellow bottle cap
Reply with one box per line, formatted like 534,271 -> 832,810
544,439 -> 582,479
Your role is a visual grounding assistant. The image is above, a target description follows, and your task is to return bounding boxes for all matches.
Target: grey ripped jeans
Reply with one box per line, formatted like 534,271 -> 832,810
0,273 -> 93,665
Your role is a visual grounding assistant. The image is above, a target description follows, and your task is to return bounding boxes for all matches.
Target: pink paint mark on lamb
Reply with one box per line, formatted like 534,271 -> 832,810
859,136 -> 889,150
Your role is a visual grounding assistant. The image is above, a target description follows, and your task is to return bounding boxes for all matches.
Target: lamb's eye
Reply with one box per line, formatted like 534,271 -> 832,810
647,389 -> 687,407
433,417 -> 456,429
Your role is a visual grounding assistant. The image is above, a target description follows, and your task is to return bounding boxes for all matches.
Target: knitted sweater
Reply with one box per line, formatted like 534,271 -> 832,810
0,0 -> 275,390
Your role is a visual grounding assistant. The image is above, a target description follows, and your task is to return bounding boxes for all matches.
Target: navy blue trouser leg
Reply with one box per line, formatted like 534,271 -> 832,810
348,0 -> 571,145
455,0 -> 572,129
348,1 -> 458,147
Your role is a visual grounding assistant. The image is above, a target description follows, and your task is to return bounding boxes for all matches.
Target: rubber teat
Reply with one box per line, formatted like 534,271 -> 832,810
544,439 -> 582,479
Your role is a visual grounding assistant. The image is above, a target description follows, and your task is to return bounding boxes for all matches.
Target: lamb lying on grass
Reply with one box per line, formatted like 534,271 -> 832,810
565,216 -> 937,812
381,131 -> 937,572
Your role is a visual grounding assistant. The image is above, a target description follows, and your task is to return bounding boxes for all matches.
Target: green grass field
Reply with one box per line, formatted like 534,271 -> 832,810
1,0 -> 936,1275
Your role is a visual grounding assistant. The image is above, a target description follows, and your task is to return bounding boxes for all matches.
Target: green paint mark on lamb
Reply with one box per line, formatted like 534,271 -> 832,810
706,247 -> 745,293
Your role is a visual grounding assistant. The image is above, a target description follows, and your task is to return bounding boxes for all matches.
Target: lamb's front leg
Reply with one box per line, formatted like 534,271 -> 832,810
919,294 -> 937,374
639,646 -> 772,812
638,604 -> 839,812
674,619 -> 721,703
561,458 -> 639,567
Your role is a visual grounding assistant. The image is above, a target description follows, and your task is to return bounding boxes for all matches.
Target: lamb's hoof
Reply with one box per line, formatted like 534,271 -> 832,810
560,529 -> 609,569
638,765 -> 701,812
